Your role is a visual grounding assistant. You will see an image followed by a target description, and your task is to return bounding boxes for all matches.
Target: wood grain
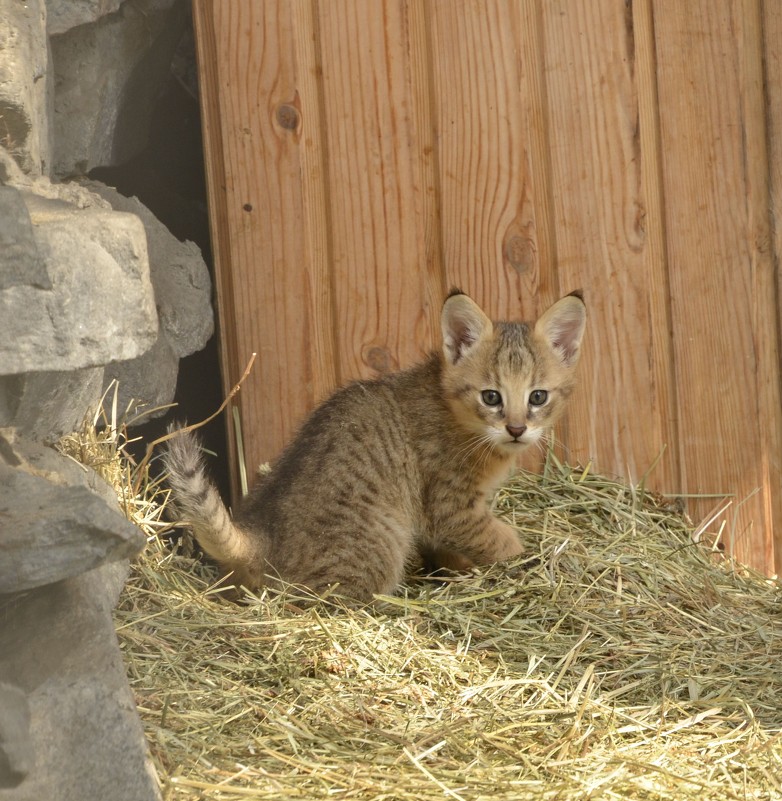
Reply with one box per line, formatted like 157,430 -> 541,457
316,0 -> 439,384
763,0 -> 782,578
193,1 -> 337,502
194,0 -> 782,574
191,1 -> 239,494
653,0 -> 781,570
427,0 -> 542,322
538,1 -> 678,489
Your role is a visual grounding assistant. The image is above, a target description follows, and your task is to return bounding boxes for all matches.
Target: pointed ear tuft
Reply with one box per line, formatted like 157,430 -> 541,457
441,293 -> 492,365
535,294 -> 586,366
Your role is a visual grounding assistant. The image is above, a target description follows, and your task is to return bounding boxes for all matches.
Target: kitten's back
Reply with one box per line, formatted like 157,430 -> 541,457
237,367 -> 429,597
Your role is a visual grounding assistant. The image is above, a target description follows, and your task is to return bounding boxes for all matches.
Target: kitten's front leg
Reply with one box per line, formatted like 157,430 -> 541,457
473,516 -> 524,563
429,511 -> 523,569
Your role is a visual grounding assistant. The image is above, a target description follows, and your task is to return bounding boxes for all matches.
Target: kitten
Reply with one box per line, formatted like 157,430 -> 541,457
162,290 -> 586,603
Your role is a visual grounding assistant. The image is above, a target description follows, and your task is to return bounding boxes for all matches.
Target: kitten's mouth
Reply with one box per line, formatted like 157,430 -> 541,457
502,428 -> 540,448
500,436 -> 528,449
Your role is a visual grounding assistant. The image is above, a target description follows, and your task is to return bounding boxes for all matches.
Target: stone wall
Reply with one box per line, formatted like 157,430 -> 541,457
0,2 -> 214,798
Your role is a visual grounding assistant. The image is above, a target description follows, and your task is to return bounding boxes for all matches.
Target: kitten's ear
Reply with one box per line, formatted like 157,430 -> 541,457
441,293 -> 493,365
535,292 -> 587,366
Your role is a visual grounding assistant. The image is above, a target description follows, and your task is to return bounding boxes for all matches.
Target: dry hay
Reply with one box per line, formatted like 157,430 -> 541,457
62,403 -> 782,801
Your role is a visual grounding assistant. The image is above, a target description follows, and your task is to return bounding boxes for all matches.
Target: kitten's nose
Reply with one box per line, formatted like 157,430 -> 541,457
506,424 -> 527,440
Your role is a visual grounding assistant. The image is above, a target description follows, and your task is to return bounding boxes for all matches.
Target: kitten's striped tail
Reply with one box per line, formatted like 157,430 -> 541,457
161,425 -> 256,570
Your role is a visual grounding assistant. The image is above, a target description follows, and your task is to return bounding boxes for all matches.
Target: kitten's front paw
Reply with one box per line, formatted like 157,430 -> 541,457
473,518 -> 523,564
492,519 -> 524,559
422,546 -> 476,573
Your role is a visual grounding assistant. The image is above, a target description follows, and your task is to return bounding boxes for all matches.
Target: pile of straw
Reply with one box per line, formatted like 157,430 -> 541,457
63,404 -> 782,800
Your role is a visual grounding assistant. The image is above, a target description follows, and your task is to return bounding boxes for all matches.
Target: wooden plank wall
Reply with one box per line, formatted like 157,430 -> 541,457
192,0 -> 782,576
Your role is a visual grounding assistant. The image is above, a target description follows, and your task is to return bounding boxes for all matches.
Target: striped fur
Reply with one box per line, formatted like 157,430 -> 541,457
162,427 -> 265,590
162,291 -> 586,603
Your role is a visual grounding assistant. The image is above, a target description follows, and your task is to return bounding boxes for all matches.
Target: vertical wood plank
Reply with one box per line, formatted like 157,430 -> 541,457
653,0 -> 781,570
632,0 -> 679,489
193,0 -> 337,499
427,0 -> 545,323
742,0 -> 782,575
316,0 -> 439,383
191,1 -> 240,495
407,1 -> 448,326
426,0 -> 565,471
515,0 -> 561,313
539,1 -> 678,490
764,0 -> 782,576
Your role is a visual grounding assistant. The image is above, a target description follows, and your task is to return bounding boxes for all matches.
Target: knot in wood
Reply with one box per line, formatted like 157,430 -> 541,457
365,346 -> 393,374
504,234 -> 534,274
276,104 -> 300,131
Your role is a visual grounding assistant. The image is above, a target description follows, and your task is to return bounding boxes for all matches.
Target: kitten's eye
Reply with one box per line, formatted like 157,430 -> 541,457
529,389 -> 548,406
481,389 -> 503,407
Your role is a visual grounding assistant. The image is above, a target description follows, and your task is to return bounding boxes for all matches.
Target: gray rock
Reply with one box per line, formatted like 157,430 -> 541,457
0,367 -> 104,442
0,564 -> 161,801
0,149 -> 114,208
0,187 -> 49,290
0,684 -> 31,789
0,0 -> 51,176
103,333 -> 180,420
85,181 -> 213,358
45,0 -> 122,37
51,0 -> 186,177
0,429 -> 145,594
0,145 -> 20,184
83,181 -> 213,418
8,174 -> 112,211
0,190 -> 158,375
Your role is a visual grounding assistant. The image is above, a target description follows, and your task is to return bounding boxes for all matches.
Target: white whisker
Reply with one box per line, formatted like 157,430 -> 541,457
453,434 -> 491,471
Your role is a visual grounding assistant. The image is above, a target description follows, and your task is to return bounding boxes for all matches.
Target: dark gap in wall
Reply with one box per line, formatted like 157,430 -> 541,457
89,13 -> 229,502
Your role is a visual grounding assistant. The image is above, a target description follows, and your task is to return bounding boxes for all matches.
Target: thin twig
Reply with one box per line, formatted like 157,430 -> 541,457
132,352 -> 257,494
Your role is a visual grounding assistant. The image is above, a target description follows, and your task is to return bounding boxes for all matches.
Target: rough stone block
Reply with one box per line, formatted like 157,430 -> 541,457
84,181 -> 213,418
0,429 -> 145,594
51,0 -> 186,177
103,333 -> 180,419
86,181 -> 213,358
45,0 -> 123,37
0,187 -> 49,290
0,368 -> 104,443
0,683 -> 31,789
0,564 -> 161,801
0,190 -> 158,375
0,0 -> 51,175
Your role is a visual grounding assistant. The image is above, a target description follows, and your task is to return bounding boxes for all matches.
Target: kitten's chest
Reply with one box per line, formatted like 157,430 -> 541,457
417,430 -> 514,500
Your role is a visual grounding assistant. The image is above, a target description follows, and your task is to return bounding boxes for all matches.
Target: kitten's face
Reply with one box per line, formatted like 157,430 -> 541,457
440,293 -> 586,454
